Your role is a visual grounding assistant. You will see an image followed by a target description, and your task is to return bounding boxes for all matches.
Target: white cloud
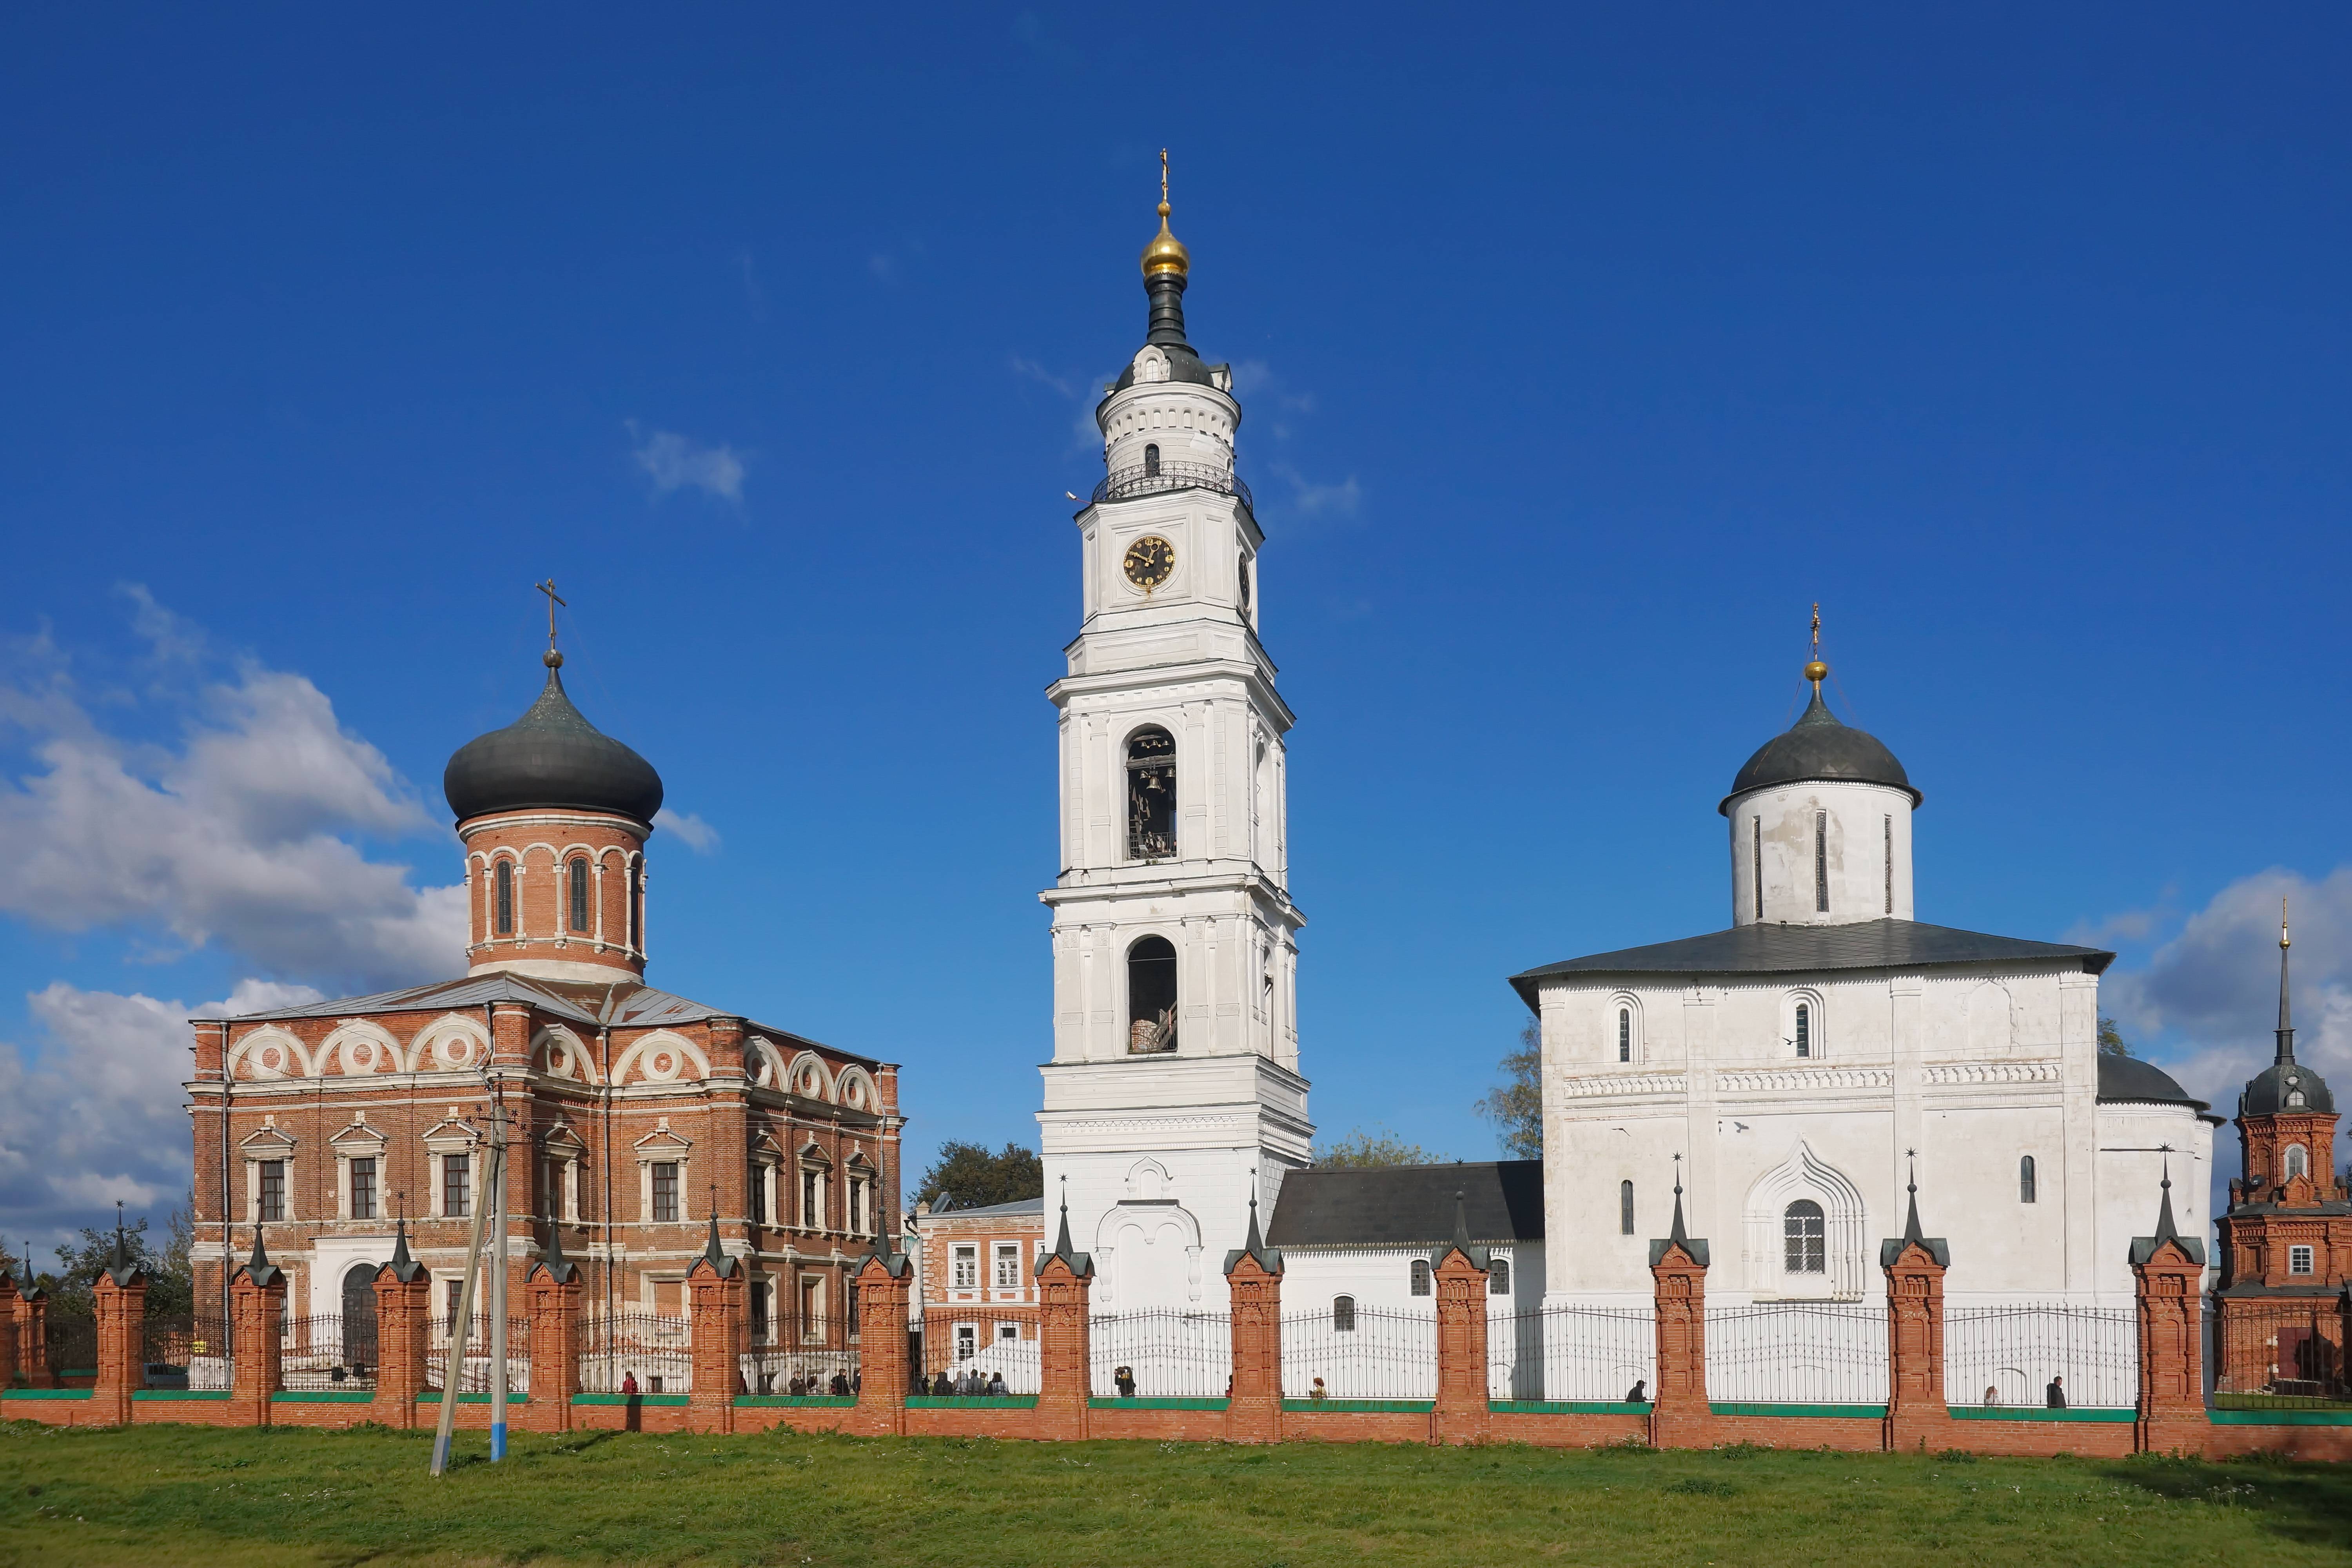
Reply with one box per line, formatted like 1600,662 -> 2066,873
655,808 -> 720,854
2102,866 -> 2352,1113
629,424 -> 746,501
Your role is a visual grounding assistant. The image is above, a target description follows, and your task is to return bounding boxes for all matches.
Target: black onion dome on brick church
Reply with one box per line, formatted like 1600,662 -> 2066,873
443,653 -> 664,825
1720,684 -> 1921,815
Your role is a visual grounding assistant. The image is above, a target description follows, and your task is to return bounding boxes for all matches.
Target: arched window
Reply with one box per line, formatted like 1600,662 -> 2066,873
1126,727 -> 1176,859
2285,1144 -> 2309,1180
628,862 -> 643,950
1489,1257 -> 1511,1295
494,860 -> 514,936
1794,1004 -> 1811,1059
1127,936 -> 1178,1054
1143,442 -> 1161,477
1620,1180 -> 1634,1236
1618,1009 -> 1631,1063
1409,1258 -> 1432,1297
568,856 -> 590,933
1783,1200 -> 1826,1274
2019,1155 -> 2037,1203
1332,1294 -> 1355,1332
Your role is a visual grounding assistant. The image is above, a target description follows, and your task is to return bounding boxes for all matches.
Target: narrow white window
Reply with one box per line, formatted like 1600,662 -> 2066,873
2285,1144 -> 2308,1180
1753,817 -> 1763,920
1617,1008 -> 1630,1063
1814,811 -> 1829,913
1795,1003 -> 1811,1059
1883,815 -> 1893,915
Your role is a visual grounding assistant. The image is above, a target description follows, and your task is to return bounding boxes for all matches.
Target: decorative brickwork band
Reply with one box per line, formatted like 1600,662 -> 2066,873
1430,1192 -> 1492,1446
1223,1209 -> 1284,1445
2131,1163 -> 2207,1454
850,1249 -> 914,1437
1647,1165 -> 1711,1449
1035,1186 -> 1096,1442
230,1230 -> 287,1427
92,1250 -> 148,1427
1880,1161 -> 1953,1452
526,1232 -> 584,1433
686,1216 -> 744,1435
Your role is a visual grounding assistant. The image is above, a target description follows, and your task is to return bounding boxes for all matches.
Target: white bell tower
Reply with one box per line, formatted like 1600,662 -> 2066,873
1037,168 -> 1312,1315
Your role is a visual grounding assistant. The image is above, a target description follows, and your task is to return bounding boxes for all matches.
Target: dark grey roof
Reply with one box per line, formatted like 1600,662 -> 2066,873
2096,1052 -> 2208,1112
1511,917 -> 2114,1006
443,663 -> 664,825
927,1197 -> 1044,1220
2241,1060 -> 2334,1117
1721,687 -> 1918,814
189,971 -> 885,1069
1265,1161 -> 1543,1250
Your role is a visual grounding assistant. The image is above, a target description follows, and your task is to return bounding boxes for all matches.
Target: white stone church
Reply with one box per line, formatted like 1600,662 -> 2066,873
1033,185 -> 2214,1333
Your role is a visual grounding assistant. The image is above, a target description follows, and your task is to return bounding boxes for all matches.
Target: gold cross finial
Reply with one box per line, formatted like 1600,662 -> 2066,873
535,579 -> 568,668
1803,604 -> 1828,687
1160,148 -> 1169,209
1811,603 -> 1821,658
2283,895 -> 2291,949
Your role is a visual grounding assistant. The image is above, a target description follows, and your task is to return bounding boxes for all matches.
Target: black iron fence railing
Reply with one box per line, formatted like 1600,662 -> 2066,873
1706,1301 -> 1889,1405
918,1309 -> 1038,1395
140,1314 -> 232,1390
279,1313 -> 378,1390
1090,1309 -> 1229,1399
424,1316 -> 530,1394
2211,1296 -> 2350,1407
1281,1306 -> 1434,1401
1090,461 -> 1252,512
1488,1303 -> 1655,1402
577,1310 -> 689,1395
1945,1302 -> 2136,1409
746,1314 -> 860,1396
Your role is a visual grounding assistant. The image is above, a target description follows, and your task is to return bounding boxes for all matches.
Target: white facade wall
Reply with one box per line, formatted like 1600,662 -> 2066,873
1726,779 -> 1916,927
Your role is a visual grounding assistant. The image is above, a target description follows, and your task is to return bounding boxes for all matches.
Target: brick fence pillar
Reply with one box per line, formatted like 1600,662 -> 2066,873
525,1230 -> 583,1432
372,1223 -> 430,1430
1430,1193 -> 1492,1446
92,1252 -> 149,1426
1224,1203 -> 1283,1444
849,1249 -> 914,1436
1647,1176 -> 1711,1450
1880,1176 -> 1952,1454
229,1231 -> 286,1428
686,1217 -> 743,1435
2131,1165 -> 2207,1454
1034,1191 -> 1094,1442
20,1285 -> 53,1389
0,1270 -> 20,1387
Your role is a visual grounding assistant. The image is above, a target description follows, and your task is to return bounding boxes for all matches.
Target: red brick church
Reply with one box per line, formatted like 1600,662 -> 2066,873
187,635 -> 902,1365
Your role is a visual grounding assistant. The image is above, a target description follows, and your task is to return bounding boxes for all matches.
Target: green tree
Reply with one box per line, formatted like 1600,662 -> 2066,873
1475,1019 -> 1543,1159
915,1141 -> 1043,1210
1311,1127 -> 1450,1168
2098,1016 -> 2132,1057
44,1203 -> 195,1318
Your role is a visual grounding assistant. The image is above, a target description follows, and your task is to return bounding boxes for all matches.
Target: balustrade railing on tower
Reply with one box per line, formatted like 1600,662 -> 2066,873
1090,459 -> 1252,512
1281,1304 -> 1435,1401
1089,1308 -> 1229,1399
1943,1301 -> 2136,1409
1488,1302 -> 1656,1402
1705,1301 -> 1889,1406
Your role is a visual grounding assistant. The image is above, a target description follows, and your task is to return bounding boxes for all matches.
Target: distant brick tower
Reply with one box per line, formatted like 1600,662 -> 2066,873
2213,902 -> 2349,1398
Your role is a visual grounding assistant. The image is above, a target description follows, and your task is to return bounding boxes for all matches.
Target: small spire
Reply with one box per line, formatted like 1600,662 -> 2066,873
1053,1175 -> 1074,1259
543,1216 -> 570,1277
113,1200 -> 129,1276
2154,1148 -> 2181,1245
536,579 -> 568,669
1902,1152 -> 1923,1246
1452,1189 -> 1471,1253
390,1214 -> 414,1275
1245,1190 -> 1265,1256
2276,896 -> 2297,1066
1668,1154 -> 1690,1246
247,1225 -> 271,1276
1803,603 -> 1829,688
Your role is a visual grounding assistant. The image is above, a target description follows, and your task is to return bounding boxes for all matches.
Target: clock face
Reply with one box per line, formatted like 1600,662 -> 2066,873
1122,534 -> 1176,592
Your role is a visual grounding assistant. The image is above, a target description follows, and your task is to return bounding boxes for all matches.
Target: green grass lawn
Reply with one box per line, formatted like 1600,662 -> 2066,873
3,1421 -> 2348,1567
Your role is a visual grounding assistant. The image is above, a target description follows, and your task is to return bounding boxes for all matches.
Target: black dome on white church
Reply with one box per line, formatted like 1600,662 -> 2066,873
1721,685 -> 1920,814
442,654 -> 665,825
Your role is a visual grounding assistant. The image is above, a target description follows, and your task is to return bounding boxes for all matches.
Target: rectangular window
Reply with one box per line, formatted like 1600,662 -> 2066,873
1814,810 -> 1829,913
800,1276 -> 824,1342
443,1153 -> 470,1219
651,1161 -> 679,1222
1883,815 -> 1893,915
258,1160 -> 285,1223
569,857 -> 590,933
951,1245 -> 978,1290
350,1158 -> 377,1221
848,1178 -> 866,1234
445,1279 -> 464,1331
2290,1245 -> 2316,1276
955,1322 -> 976,1360
802,1167 -> 821,1228
1753,817 -> 1762,920
1410,1258 -> 1431,1297
749,1281 -> 771,1342
1619,1180 -> 1634,1236
997,1322 -> 1020,1344
1795,1004 -> 1811,1059
750,1167 -> 768,1226
541,1158 -> 563,1222
994,1243 -> 1020,1289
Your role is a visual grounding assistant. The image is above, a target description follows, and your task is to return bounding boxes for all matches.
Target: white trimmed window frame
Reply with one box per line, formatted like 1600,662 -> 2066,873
328,1120 -> 389,1221
239,1126 -> 299,1225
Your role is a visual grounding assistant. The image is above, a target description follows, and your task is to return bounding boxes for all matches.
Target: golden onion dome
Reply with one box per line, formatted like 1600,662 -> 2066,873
1141,200 -> 1189,278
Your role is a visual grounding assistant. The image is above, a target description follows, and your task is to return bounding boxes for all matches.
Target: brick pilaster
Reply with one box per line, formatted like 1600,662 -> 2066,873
0,1272 -> 20,1387
19,1288 -> 52,1389
525,1247 -> 584,1432
1224,1249 -> 1284,1444
92,1266 -> 148,1426
849,1250 -> 914,1436
686,1224 -> 743,1434
1882,1237 -> 1952,1452
230,1254 -> 287,1427
372,1267 -> 430,1428
2133,1241 -> 2207,1453
1648,1182 -> 1711,1450
1034,1255 -> 1093,1441
1430,1236 -> 1492,1446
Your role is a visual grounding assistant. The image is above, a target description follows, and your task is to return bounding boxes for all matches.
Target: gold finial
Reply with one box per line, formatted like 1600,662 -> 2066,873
1802,603 -> 1828,686
2282,895 -> 2291,950
1141,148 -> 1189,278
536,579 -> 568,668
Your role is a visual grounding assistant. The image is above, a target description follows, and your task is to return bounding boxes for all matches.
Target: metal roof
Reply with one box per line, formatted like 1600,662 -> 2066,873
442,664 -> 663,825
1721,686 -> 1918,813
1265,1161 -> 1543,1250
1510,917 -> 2114,1007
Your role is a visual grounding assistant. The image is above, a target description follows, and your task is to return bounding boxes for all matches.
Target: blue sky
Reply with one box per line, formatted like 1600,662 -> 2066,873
3,6 -> 2348,1251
